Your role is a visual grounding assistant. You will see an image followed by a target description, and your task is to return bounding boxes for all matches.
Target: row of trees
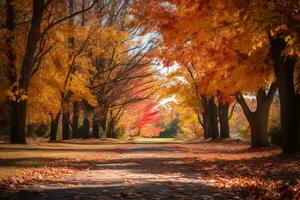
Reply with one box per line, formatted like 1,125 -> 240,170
0,0 -> 158,143
133,0 -> 300,153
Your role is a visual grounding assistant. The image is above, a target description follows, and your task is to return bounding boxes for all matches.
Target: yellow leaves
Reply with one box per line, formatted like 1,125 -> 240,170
69,74 -> 97,107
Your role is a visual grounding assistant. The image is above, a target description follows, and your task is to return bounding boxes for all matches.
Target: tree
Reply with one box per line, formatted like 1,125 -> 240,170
217,93 -> 235,139
232,0 -> 300,152
235,83 -> 277,147
133,0 -> 280,147
120,99 -> 162,138
1,0 -> 99,144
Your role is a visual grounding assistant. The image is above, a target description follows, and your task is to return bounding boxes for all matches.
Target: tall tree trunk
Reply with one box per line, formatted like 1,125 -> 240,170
92,112 -> 100,138
248,106 -> 270,147
82,104 -> 89,139
208,97 -> 219,140
72,102 -> 79,138
106,118 -> 116,138
50,112 -> 61,142
5,0 -> 16,84
201,96 -> 211,139
10,101 -> 27,143
270,37 -> 299,153
62,111 -> 70,140
219,103 -> 230,139
297,95 -> 300,151
235,85 -> 277,148
99,111 -> 107,137
5,0 -> 17,143
9,0 -> 44,144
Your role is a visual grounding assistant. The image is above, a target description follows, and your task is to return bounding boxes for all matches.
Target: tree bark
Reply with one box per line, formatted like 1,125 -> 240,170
10,101 -> 27,143
82,104 -> 89,139
201,96 -> 211,139
72,102 -> 79,138
106,118 -> 116,138
208,97 -> 219,140
92,112 -> 100,138
9,0 -> 45,144
99,111 -> 107,137
270,37 -> 299,153
5,1 -> 24,144
5,0 -> 16,84
219,102 -> 230,139
235,84 -> 276,148
249,107 -> 270,147
50,112 -> 61,142
62,111 -> 70,140
297,95 -> 300,151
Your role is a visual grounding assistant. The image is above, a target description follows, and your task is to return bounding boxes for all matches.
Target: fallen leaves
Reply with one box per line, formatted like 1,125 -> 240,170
0,164 -> 74,190
173,142 -> 300,199
0,151 -> 119,191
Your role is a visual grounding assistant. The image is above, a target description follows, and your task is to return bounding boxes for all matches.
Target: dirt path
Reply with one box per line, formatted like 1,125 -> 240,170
0,143 -> 242,200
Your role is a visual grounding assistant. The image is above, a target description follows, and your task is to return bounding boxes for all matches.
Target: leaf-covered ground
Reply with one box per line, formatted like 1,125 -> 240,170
0,141 -> 299,199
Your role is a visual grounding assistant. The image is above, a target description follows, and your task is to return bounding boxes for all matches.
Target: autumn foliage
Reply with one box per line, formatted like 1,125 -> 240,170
0,1 -> 299,199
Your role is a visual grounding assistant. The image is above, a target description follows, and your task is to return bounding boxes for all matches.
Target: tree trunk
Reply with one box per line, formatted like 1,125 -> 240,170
201,96 -> 211,139
208,97 -> 219,140
50,112 -> 61,142
72,102 -> 79,138
5,0 -> 16,84
235,85 -> 276,148
278,57 -> 298,153
10,101 -> 27,144
270,37 -> 299,153
92,113 -> 100,138
249,108 -> 270,148
297,95 -> 300,151
99,111 -> 107,137
82,105 -> 89,139
219,103 -> 230,139
62,111 -> 70,140
5,0 -> 20,144
9,0 -> 45,144
106,118 -> 116,138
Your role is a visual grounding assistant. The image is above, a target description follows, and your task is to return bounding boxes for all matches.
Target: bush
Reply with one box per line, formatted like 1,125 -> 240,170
268,127 -> 282,146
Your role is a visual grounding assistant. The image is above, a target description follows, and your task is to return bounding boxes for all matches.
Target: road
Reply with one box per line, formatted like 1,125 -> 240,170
0,143 -> 252,200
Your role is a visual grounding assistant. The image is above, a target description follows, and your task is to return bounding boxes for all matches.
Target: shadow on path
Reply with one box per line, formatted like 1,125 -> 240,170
1,144 -> 296,199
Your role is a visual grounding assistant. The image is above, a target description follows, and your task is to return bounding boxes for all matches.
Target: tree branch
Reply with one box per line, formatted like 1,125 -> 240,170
235,92 -> 253,122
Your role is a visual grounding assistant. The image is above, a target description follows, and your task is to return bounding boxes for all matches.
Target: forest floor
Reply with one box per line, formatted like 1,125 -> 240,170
0,140 -> 299,199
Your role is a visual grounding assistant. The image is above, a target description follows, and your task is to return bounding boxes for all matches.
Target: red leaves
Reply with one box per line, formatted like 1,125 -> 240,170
129,99 -> 163,137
